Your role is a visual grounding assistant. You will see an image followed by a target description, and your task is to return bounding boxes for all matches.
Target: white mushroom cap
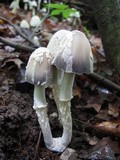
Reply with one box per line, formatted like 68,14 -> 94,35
30,15 -> 41,27
25,47 -> 53,86
10,0 -> 20,10
47,30 -> 72,58
33,36 -> 40,46
20,20 -> 30,29
47,30 -> 93,74
31,0 -> 37,7
29,0 -> 37,9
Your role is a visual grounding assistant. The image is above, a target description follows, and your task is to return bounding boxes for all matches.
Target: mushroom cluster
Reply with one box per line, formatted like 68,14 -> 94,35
25,30 -> 93,152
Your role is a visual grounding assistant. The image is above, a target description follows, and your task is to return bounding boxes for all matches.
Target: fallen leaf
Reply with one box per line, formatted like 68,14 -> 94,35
95,109 -> 110,120
108,103 -> 119,117
84,96 -> 102,113
94,119 -> 120,136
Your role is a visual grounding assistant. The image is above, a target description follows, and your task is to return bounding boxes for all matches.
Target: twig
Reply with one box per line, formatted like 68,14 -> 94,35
0,36 -> 35,52
0,16 -> 36,46
30,0 -> 51,38
89,72 -> 120,93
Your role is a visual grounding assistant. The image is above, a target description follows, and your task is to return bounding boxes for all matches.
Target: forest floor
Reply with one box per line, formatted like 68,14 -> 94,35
0,1 -> 120,160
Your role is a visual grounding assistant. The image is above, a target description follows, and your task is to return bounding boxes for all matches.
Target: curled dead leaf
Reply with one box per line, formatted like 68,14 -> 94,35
94,119 -> 120,137
108,103 -> 120,117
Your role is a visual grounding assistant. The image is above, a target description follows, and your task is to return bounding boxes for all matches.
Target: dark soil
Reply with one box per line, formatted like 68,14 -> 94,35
0,89 -> 39,160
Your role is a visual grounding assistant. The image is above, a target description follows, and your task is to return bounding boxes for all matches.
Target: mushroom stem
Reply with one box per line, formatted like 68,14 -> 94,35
33,85 -> 53,150
34,85 -> 47,108
59,72 -> 75,101
32,8 -> 36,16
58,101 -> 72,147
37,0 -> 41,11
24,3 -> 28,10
52,67 -> 64,111
52,70 -> 74,151
58,72 -> 74,146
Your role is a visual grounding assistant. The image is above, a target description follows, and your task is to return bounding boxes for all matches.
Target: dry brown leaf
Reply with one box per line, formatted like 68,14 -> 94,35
95,109 -> 110,120
73,87 -> 81,98
84,96 -> 102,113
94,119 -> 120,136
108,103 -> 119,117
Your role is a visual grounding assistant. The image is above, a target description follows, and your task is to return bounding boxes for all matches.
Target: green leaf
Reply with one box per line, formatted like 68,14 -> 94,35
50,9 -> 62,16
62,8 -> 77,18
46,3 -> 68,10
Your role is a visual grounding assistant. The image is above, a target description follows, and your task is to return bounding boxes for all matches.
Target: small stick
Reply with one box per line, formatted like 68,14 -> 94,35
0,36 -> 35,52
89,72 -> 120,93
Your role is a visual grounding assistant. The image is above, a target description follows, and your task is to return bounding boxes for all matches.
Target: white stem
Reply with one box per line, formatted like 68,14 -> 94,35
58,101 -> 72,147
32,8 -> 36,16
34,85 -> 47,109
52,67 -> 64,110
35,107 -> 53,148
37,0 -> 41,11
34,84 -> 67,152
59,72 -> 75,101
33,85 -> 53,150
52,69 -> 74,152
24,3 -> 28,10
33,72 -> 74,152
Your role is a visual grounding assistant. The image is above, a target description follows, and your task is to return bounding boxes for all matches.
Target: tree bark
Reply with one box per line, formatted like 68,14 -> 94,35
87,0 -> 120,72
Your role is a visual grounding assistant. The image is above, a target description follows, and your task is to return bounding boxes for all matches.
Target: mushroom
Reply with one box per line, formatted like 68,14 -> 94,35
25,30 -> 93,153
47,30 -> 93,152
29,0 -> 37,16
25,47 -> 54,150
23,0 -> 29,10
30,15 -> 41,28
20,20 -> 30,29
10,0 -> 20,13
33,36 -> 40,46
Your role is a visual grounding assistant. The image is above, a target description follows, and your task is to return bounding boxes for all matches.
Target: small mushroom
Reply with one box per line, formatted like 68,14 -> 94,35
20,20 -> 30,29
30,15 -> 41,28
47,30 -> 93,152
33,36 -> 40,46
23,0 -> 29,10
10,0 -> 20,13
25,47 -> 55,151
29,0 -> 37,16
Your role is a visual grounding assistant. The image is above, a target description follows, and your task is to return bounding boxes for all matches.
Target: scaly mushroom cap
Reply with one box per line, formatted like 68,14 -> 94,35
25,47 -> 52,86
47,30 -> 72,58
20,20 -> 30,29
30,16 -> 41,27
47,30 -> 93,74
